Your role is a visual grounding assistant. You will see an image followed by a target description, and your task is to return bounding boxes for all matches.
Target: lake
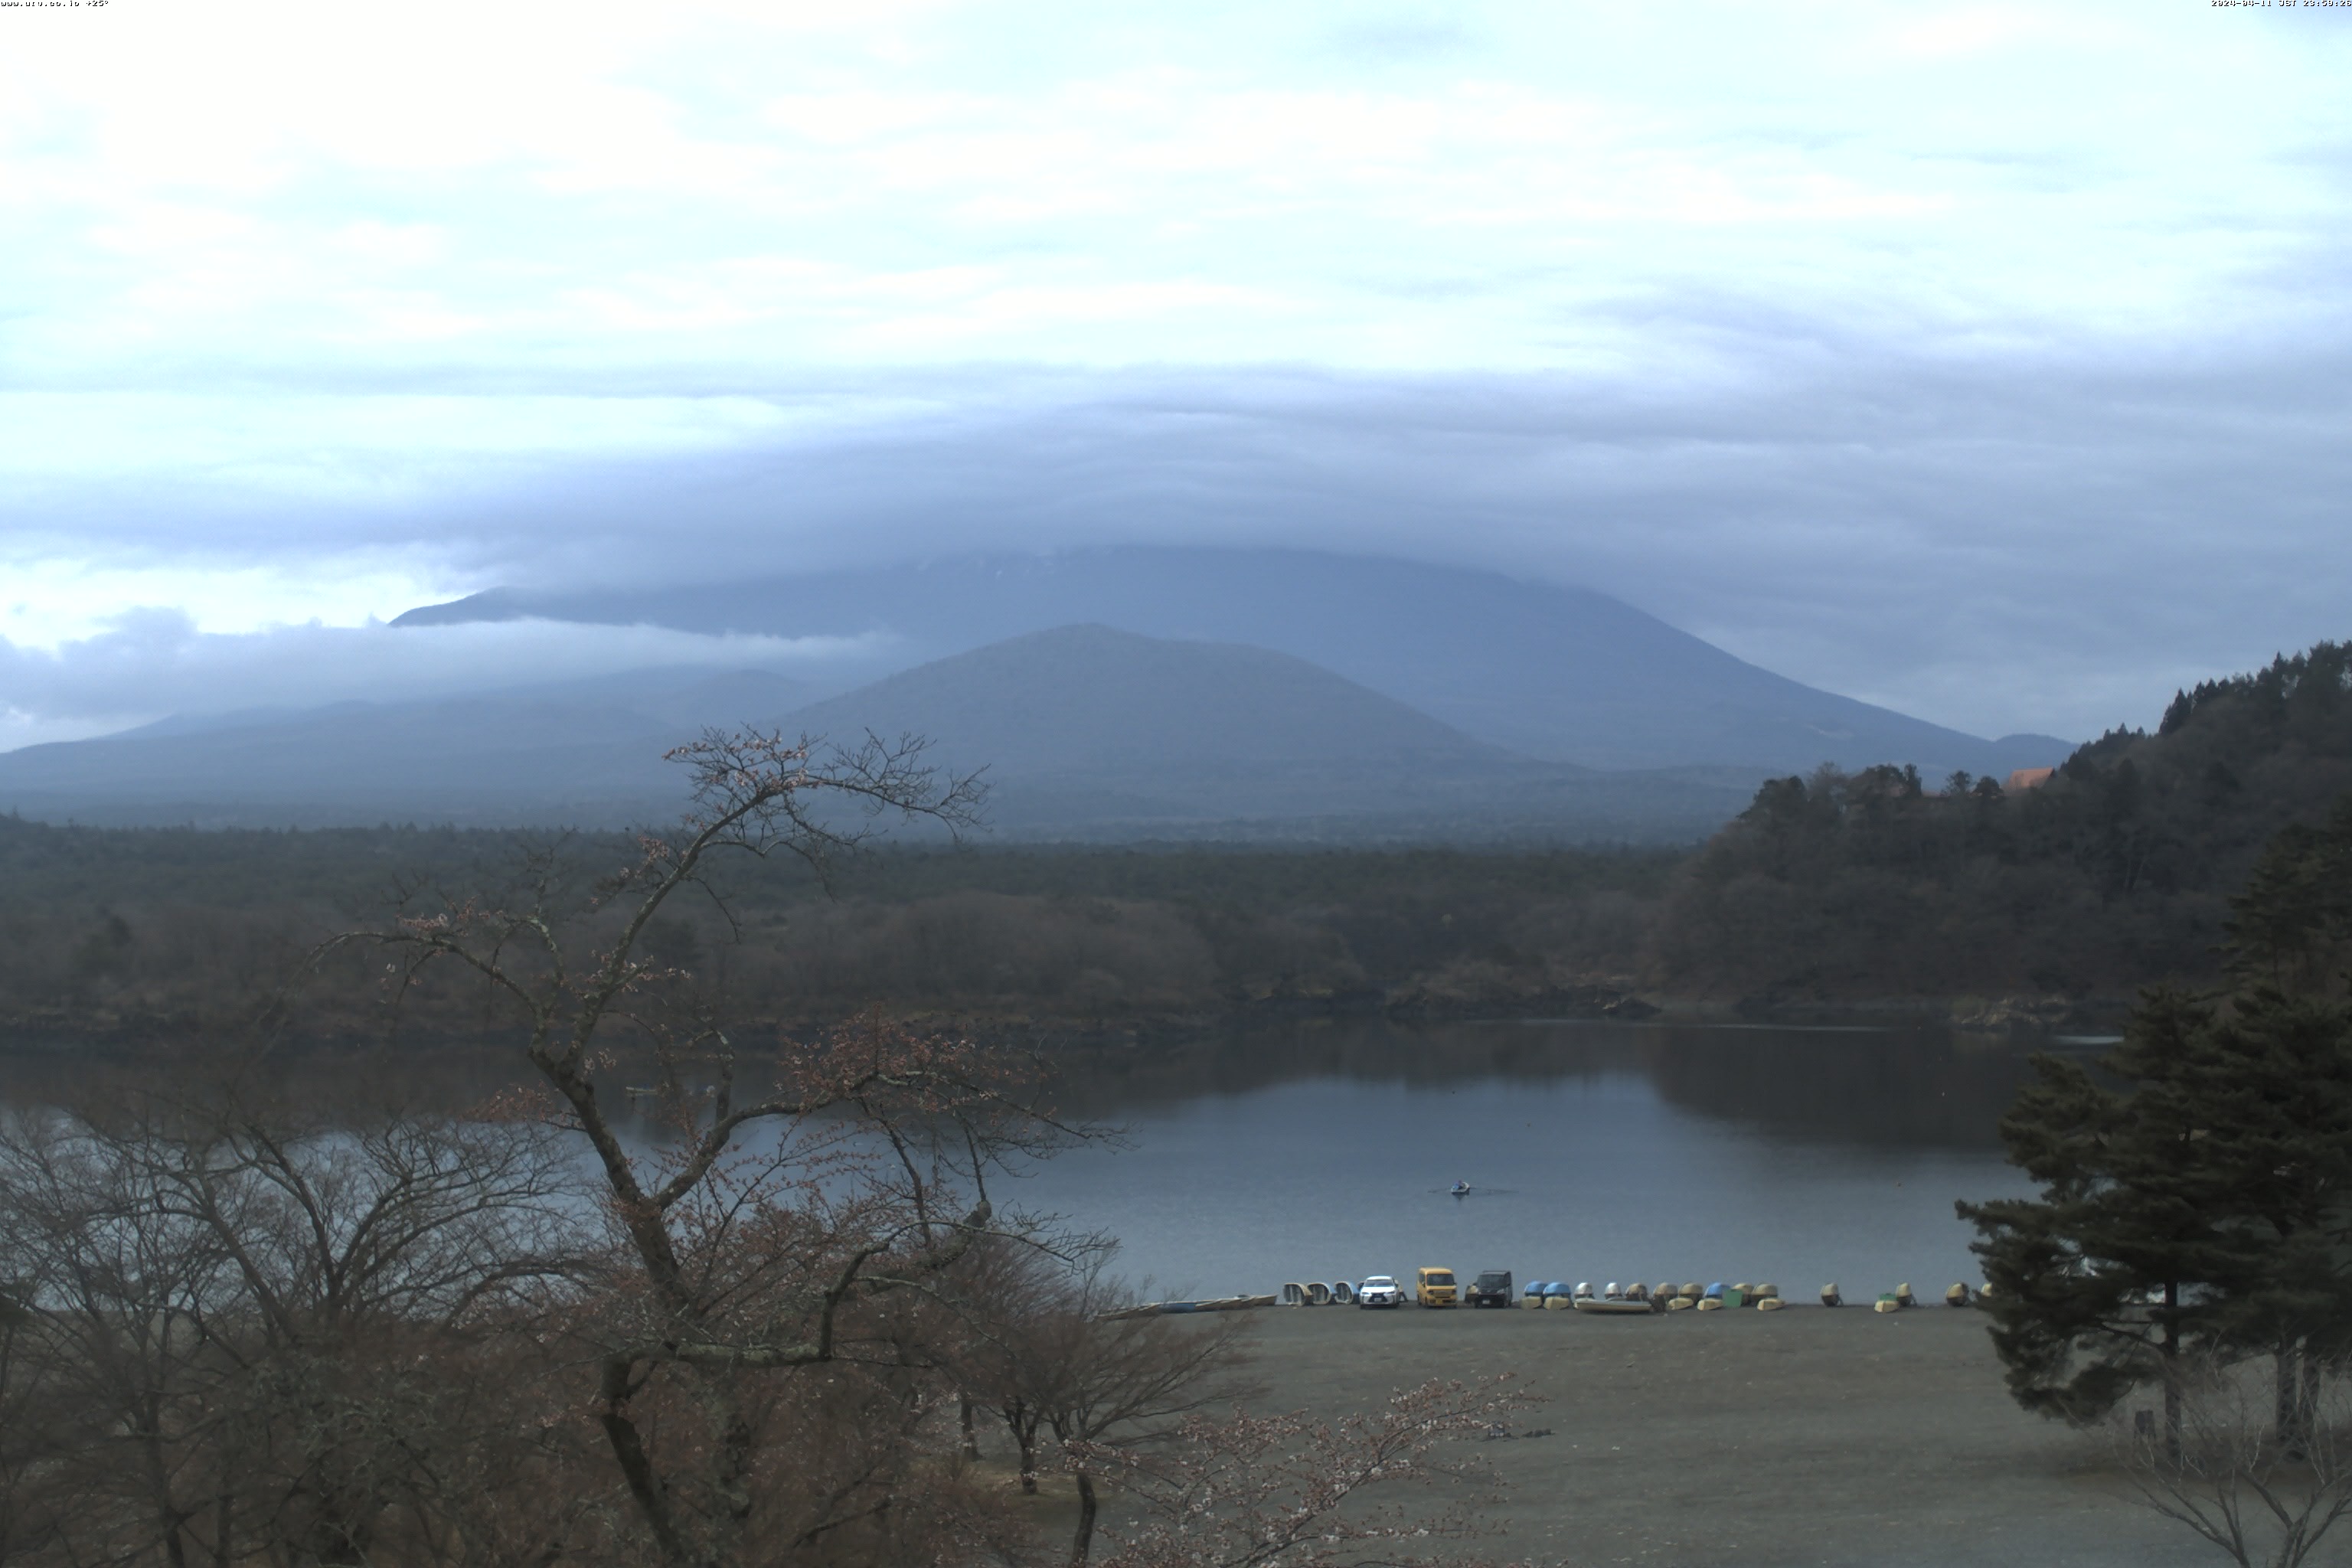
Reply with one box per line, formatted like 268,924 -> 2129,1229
0,1014 -> 2076,1305
998,1017 -> 2070,1302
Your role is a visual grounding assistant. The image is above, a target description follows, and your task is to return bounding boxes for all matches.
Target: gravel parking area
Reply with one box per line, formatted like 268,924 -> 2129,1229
983,1297 -> 2230,1568
1215,1302 -> 2211,1566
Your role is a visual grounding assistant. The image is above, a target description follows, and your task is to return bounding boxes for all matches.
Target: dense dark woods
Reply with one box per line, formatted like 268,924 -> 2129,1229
0,825 -> 1678,1039
7,642 -> 2352,1037
1661,643 -> 2352,1007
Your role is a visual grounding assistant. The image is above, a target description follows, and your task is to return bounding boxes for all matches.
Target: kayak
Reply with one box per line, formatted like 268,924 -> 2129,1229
1570,1295 -> 1657,1315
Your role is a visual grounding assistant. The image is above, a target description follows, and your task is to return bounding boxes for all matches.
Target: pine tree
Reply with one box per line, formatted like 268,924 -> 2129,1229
1964,799 -> 2352,1455
1959,988 -> 2243,1451
2187,985 -> 2352,1449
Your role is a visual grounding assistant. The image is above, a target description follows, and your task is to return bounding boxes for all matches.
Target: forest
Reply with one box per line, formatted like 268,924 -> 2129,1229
2,641 -> 2348,1040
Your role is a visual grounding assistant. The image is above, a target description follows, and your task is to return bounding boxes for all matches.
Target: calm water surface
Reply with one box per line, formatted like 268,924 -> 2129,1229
1,1016 -> 2074,1304
1003,1018 -> 2065,1301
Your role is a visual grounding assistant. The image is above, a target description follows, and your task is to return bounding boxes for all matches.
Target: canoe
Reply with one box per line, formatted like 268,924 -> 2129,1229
1572,1295 -> 1656,1315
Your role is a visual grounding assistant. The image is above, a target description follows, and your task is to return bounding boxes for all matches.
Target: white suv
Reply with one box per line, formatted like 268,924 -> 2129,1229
1357,1275 -> 1403,1308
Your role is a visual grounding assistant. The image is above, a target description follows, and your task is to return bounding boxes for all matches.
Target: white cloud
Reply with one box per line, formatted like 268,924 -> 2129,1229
0,0 -> 2345,745
0,612 -> 889,749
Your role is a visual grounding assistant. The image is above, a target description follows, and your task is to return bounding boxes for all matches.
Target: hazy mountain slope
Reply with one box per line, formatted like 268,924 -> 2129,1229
0,668 -> 813,828
0,697 -> 684,827
786,624 -> 1514,777
0,627 -> 1756,840
770,626 -> 1749,837
394,547 -> 2072,776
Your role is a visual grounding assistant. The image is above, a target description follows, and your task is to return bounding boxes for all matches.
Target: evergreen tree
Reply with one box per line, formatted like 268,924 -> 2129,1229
1965,801 -> 2352,1452
2224,795 -> 2352,995
2193,989 -> 2352,1446
1959,988 -> 2243,1449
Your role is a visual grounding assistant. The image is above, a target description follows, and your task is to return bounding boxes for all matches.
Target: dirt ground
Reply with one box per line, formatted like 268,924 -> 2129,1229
993,1302 -> 2235,1567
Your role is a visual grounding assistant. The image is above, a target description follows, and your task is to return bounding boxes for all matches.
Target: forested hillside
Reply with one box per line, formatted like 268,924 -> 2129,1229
0,818 -> 1677,1040
1651,643 -> 2352,1002
3,642 -> 2347,1039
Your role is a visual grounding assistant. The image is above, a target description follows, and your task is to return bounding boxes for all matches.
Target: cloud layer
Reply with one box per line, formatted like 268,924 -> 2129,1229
0,613 -> 885,752
2,0 -> 2347,746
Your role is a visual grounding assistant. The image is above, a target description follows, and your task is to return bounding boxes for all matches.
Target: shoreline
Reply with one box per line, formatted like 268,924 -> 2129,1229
0,988 -> 2132,1062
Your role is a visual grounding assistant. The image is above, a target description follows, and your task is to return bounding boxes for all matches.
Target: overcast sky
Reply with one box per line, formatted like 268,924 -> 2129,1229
2,0 -> 2347,750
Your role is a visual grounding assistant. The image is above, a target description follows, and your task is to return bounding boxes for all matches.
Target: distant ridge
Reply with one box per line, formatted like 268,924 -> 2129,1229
394,547 -> 2073,778
791,624 -> 1518,777
0,626 -> 1756,839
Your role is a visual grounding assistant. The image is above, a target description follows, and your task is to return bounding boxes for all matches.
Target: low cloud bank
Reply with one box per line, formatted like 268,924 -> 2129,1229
0,613 -> 889,750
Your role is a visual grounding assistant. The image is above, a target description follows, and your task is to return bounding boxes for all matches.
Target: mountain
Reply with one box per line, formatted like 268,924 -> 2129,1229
0,695 -> 683,828
795,624 -> 1505,777
0,628 -> 1755,839
0,668 -> 811,829
393,547 -> 2073,777
769,624 -> 1606,833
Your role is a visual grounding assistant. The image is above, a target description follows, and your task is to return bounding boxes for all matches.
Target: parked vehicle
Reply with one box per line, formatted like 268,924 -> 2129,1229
1465,1269 -> 1514,1308
1357,1275 -> 1403,1308
1416,1266 -> 1459,1308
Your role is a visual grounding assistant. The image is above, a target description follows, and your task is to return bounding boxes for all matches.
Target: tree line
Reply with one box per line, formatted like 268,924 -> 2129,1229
4,641 -> 2350,1035
1656,642 -> 2352,1005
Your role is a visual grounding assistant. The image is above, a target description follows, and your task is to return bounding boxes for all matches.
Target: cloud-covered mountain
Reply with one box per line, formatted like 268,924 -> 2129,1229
0,626 -> 1754,840
396,547 -> 2073,779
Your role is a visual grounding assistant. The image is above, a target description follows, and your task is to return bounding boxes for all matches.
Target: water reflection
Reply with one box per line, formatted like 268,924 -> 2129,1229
0,1018 -> 2063,1304
1040,1018 -> 2050,1152
1013,1020 -> 2054,1298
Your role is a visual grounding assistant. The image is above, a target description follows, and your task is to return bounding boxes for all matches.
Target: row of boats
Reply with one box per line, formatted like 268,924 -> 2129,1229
1276,1279 -> 1991,1313
1523,1281 -> 1779,1313
1105,1281 -> 1994,1319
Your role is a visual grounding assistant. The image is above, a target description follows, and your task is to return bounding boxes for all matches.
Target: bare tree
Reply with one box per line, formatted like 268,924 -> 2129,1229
0,1279 -> 64,1563
2115,1355 -> 2352,1567
955,1250 -> 1259,1563
1073,1376 -> 1545,1568
324,730 -> 1090,1568
0,1076 -> 593,1568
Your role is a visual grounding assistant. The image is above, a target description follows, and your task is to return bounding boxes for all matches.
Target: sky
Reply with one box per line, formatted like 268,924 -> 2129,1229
2,0 -> 2348,750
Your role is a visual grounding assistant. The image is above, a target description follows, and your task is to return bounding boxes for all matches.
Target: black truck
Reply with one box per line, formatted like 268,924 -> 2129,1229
1465,1269 -> 1514,1308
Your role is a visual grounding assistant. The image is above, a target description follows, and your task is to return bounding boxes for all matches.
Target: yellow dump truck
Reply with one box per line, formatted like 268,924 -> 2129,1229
1416,1266 -> 1459,1308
